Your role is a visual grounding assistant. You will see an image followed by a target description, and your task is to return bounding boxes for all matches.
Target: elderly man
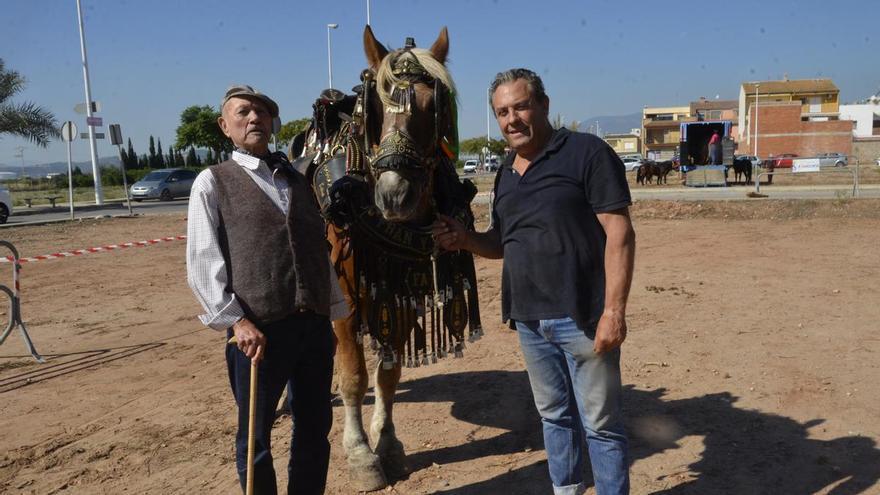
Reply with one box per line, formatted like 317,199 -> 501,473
433,69 -> 635,495
186,85 -> 345,494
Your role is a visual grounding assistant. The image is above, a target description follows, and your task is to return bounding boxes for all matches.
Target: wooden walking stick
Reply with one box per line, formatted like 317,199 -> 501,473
229,336 -> 258,495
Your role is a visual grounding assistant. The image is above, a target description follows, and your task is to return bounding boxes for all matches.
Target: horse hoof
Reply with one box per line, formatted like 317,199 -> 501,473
348,450 -> 388,491
376,436 -> 410,480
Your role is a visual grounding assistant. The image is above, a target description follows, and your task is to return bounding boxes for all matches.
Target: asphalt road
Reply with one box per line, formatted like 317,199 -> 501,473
2,198 -> 190,226
3,183 -> 878,227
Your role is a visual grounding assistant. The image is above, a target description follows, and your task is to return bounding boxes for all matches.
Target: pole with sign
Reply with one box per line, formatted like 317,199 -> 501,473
109,124 -> 134,216
61,121 -> 78,220
75,0 -> 103,205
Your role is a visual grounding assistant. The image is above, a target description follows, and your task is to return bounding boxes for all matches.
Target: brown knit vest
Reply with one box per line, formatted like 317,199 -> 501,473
211,161 -> 330,326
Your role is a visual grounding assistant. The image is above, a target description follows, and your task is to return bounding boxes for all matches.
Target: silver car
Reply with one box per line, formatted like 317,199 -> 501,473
130,168 -> 198,201
621,156 -> 644,172
816,152 -> 848,168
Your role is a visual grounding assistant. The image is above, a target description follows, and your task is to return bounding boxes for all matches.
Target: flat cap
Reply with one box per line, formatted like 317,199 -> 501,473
221,85 -> 279,118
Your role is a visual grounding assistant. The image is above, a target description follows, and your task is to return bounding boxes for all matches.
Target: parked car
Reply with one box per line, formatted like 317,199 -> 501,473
485,157 -> 500,172
621,156 -> 643,172
130,168 -> 198,201
815,152 -> 848,167
0,185 -> 12,224
462,159 -> 479,174
734,154 -> 762,168
767,153 -> 798,168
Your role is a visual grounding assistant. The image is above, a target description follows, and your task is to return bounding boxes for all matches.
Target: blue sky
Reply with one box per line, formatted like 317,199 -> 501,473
2,0 -> 878,165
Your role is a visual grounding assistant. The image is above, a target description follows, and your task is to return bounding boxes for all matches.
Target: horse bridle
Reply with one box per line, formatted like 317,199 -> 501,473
356,45 -> 452,179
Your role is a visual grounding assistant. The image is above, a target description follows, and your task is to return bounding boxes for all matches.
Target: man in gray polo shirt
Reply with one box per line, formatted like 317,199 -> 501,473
186,85 -> 345,494
433,69 -> 635,495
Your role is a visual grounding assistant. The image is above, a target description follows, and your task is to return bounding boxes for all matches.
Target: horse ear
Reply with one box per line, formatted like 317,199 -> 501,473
429,26 -> 449,64
363,25 -> 389,69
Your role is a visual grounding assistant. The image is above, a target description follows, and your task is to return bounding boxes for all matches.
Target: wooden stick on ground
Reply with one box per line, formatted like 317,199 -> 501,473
229,336 -> 258,495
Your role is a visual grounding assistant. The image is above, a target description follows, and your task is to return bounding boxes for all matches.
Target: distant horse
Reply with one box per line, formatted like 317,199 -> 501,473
290,26 -> 482,491
732,157 -> 752,184
637,160 -> 672,185
653,160 -> 674,185
637,161 -> 656,185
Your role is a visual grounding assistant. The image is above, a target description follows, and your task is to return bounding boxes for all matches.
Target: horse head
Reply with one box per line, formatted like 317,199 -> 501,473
362,26 -> 456,223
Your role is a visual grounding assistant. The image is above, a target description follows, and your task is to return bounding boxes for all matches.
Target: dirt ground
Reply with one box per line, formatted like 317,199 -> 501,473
1,199 -> 879,494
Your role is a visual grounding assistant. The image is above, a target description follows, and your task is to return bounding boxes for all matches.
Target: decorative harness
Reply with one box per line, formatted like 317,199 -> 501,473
293,42 -> 482,370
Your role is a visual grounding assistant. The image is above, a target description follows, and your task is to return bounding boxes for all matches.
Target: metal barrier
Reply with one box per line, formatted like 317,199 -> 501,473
0,241 -> 44,362
755,157 -> 860,197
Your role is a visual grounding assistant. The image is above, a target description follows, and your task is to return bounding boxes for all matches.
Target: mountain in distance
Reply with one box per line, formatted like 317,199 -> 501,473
0,150 -> 212,178
576,112 -> 643,136
0,156 -> 122,178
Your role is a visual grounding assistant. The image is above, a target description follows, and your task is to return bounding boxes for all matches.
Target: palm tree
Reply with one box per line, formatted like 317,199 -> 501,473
0,59 -> 60,147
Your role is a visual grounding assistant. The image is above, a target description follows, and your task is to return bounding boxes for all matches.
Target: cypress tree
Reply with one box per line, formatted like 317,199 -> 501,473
186,147 -> 197,167
148,136 -> 157,168
157,138 -> 166,168
126,138 -> 137,168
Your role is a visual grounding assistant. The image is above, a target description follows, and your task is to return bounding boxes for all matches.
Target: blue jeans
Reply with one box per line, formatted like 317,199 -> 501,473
226,311 -> 334,495
515,317 -> 629,495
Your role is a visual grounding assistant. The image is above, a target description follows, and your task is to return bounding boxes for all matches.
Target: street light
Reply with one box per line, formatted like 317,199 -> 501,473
486,86 -> 491,149
753,83 -> 760,192
327,23 -> 339,89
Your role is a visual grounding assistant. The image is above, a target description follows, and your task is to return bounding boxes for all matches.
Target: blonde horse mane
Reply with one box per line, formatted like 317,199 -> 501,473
375,48 -> 457,110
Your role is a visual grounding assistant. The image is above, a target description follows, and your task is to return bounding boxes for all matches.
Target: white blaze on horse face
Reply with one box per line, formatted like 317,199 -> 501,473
375,171 -> 421,222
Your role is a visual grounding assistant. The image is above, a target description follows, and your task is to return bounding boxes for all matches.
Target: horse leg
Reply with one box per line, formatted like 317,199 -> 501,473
334,318 -> 388,491
371,359 -> 410,480
328,230 -> 388,491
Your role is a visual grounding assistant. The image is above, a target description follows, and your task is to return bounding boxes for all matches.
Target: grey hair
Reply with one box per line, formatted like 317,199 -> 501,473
489,68 -> 547,106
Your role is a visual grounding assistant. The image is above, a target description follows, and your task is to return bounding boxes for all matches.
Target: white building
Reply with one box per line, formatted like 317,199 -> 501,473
839,96 -> 880,138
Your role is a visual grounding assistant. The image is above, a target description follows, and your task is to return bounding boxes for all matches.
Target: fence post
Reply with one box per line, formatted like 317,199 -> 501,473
0,241 -> 44,363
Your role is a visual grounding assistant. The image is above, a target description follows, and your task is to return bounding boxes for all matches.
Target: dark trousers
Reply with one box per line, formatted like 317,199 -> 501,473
226,311 -> 334,495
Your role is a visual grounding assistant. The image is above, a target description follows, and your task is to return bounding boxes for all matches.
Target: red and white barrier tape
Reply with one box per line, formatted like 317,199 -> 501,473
0,235 -> 187,263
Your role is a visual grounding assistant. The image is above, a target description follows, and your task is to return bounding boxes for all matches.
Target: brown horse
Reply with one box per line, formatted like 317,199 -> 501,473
636,161 -> 655,185
654,160 -> 674,184
291,26 -> 482,491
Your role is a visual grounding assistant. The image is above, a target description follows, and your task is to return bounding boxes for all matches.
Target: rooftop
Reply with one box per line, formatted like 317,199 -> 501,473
742,78 -> 839,95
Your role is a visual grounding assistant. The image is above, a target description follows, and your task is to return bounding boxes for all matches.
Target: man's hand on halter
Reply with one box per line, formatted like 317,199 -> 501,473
232,318 -> 266,364
432,214 -> 468,251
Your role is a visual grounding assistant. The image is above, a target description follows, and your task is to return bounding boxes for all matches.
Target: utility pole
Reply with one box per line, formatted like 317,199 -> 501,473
13,146 -> 25,178
753,83 -> 760,192
75,0 -> 103,204
327,23 -> 339,89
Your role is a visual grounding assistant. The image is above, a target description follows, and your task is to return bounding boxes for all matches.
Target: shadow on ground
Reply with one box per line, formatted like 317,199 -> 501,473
378,371 -> 879,494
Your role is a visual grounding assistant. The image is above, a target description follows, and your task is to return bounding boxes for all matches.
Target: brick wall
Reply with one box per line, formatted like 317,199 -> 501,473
853,138 -> 880,166
738,102 -> 852,157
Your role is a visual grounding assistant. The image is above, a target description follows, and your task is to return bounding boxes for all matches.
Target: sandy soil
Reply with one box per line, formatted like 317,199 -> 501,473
1,200 -> 879,494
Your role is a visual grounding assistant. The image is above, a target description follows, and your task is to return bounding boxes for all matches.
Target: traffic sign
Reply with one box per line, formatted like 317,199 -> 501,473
74,101 -> 101,114
86,116 -> 103,126
61,121 -> 78,142
109,124 -> 123,145
81,132 -> 105,139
